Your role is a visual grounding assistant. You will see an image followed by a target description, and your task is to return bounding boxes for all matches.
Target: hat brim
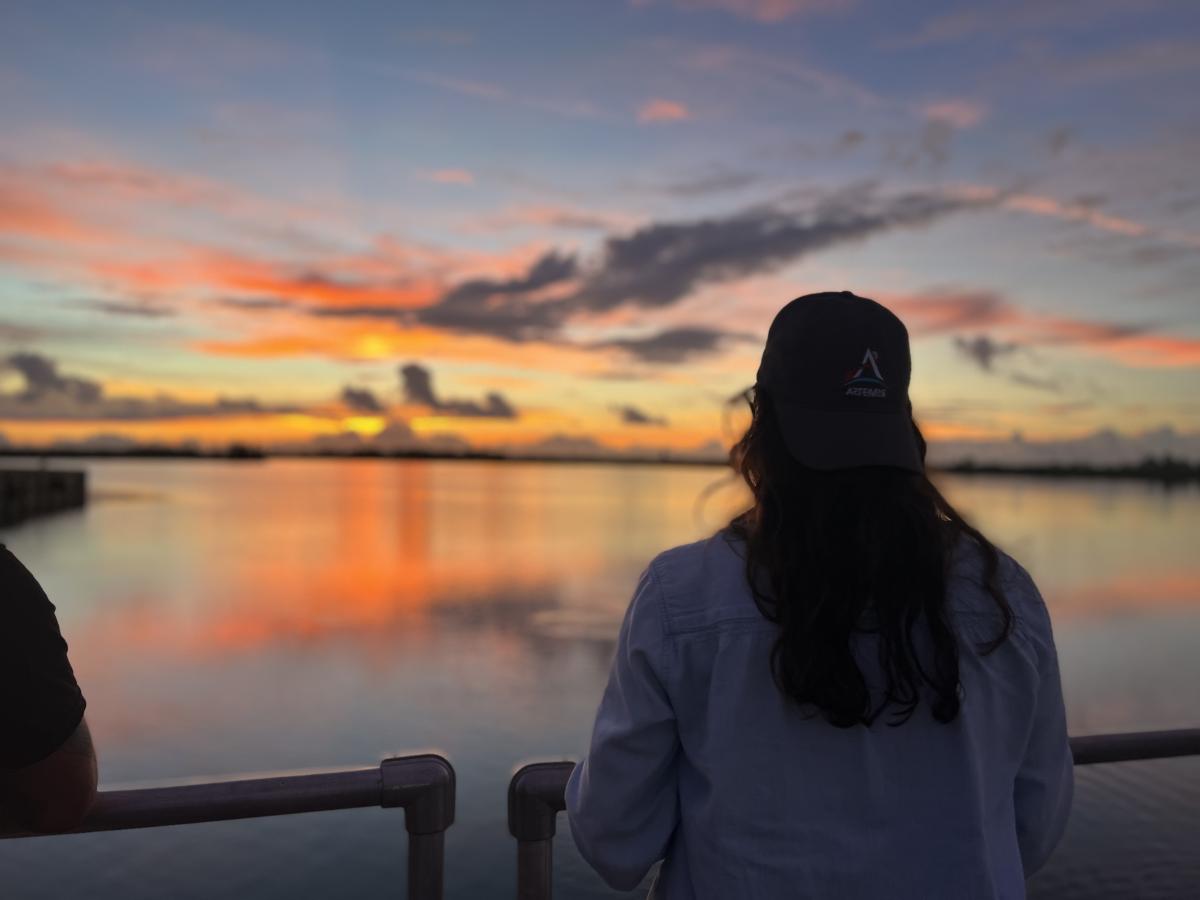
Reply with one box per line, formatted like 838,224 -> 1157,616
772,404 -> 924,474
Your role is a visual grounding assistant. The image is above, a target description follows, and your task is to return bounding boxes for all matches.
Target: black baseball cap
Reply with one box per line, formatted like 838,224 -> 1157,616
755,291 -> 923,473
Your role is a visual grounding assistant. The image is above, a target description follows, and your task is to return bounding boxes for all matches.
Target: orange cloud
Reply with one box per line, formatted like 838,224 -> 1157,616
193,318 -> 624,378
0,180 -> 107,244
2,158 -> 330,247
84,249 -> 442,311
1,157 -> 582,329
1095,333 -> 1200,368
44,161 -> 241,208
637,99 -> 691,122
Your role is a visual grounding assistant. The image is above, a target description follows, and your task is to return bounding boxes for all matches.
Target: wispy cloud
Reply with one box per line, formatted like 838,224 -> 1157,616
407,71 -> 508,101
638,99 -> 691,122
920,99 -> 986,129
0,178 -> 107,244
1046,38 -> 1200,85
403,69 -> 602,119
463,204 -> 638,234
132,21 -> 314,85
674,40 -> 882,107
649,0 -> 852,23
886,0 -> 1162,49
889,289 -> 1200,368
652,168 -> 758,196
74,299 -> 176,318
597,326 -> 746,364
952,183 -> 1198,249
419,168 -> 475,185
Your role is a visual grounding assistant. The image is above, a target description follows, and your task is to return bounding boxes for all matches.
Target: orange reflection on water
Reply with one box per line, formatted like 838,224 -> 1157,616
56,463 -> 1200,672
71,460 -> 620,664
1054,571 -> 1200,618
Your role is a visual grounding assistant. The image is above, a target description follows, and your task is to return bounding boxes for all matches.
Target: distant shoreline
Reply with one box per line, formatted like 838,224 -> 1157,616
940,459 -> 1200,485
0,446 -> 727,469
2,447 -> 1199,484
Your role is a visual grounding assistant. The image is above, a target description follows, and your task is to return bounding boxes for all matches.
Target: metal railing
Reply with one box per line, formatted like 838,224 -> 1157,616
4,731 -> 1198,900
508,728 -> 1200,900
1,753 -> 455,900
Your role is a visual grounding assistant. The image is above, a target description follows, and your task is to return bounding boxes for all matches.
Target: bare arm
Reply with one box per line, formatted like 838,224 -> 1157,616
0,717 -> 97,833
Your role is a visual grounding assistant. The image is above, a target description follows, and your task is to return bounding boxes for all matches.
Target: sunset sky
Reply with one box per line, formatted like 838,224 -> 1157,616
2,0 -> 1198,457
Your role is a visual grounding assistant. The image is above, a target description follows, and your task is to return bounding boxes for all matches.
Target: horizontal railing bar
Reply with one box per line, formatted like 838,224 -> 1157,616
0,767 -> 381,838
0,753 -> 455,841
0,754 -> 455,900
1070,727 -> 1200,766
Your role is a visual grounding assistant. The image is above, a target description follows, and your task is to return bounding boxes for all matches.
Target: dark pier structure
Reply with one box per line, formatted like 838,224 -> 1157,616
0,468 -> 87,527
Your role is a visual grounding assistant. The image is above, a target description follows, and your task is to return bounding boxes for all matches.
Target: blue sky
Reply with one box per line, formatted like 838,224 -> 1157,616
1,0 -> 1198,455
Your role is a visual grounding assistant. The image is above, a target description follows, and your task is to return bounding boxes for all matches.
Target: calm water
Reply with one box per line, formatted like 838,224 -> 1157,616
1,459 -> 1198,898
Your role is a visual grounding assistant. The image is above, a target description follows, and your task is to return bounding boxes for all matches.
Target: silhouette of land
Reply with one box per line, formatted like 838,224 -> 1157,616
0,444 -> 722,468
943,457 -> 1200,485
2,444 -> 1200,483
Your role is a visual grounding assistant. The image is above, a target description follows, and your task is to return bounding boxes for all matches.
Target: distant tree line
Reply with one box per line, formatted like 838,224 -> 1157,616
3,444 -> 1199,482
943,456 -> 1200,485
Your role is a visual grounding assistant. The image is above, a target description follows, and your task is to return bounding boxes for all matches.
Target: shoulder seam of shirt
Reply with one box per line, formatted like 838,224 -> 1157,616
645,558 -> 673,683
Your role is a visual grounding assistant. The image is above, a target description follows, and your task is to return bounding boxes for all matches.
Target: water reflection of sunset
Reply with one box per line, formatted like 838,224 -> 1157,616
35,464 -> 1195,680
2,460 -> 1198,900
69,461 -> 625,663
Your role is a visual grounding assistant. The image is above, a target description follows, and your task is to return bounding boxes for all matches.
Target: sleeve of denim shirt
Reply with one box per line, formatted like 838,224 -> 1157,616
566,563 -> 680,891
1013,577 -> 1075,876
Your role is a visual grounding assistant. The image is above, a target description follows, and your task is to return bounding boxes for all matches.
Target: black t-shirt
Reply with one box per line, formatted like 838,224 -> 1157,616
0,545 -> 87,769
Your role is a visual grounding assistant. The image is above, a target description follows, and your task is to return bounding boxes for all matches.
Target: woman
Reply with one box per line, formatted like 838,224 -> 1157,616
566,291 -> 1073,899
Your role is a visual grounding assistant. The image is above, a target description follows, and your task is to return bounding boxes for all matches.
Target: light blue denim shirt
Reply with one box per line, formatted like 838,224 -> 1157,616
566,532 -> 1073,899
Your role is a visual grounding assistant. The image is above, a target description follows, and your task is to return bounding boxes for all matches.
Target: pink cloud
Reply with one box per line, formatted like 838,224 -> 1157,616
921,99 -> 987,128
0,180 -> 107,244
885,289 -> 1200,369
667,0 -> 851,23
1002,193 -> 1148,237
420,168 -> 475,185
948,184 -> 1170,240
637,99 -> 691,123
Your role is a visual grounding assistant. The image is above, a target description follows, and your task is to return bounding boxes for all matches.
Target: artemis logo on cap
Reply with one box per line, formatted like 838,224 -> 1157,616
844,348 -> 887,398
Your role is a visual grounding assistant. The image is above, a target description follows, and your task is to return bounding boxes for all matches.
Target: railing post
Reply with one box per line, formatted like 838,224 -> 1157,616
382,755 -> 455,900
508,762 -> 575,900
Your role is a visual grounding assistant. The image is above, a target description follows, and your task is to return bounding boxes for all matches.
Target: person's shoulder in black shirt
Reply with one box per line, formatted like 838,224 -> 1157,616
0,544 -> 97,832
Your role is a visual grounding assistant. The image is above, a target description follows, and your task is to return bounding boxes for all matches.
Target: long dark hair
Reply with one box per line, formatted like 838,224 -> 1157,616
728,387 -> 1013,728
